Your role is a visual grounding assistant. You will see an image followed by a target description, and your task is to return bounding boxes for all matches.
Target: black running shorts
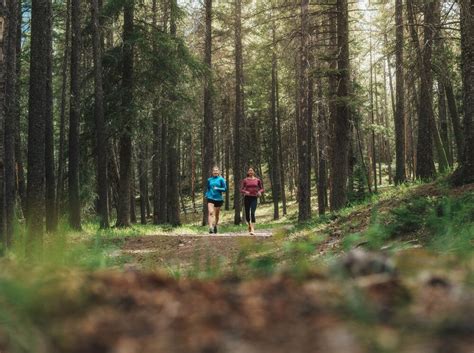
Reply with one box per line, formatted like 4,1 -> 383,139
207,199 -> 224,207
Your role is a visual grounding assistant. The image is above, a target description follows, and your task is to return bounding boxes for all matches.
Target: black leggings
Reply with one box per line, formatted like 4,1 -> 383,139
244,196 -> 258,223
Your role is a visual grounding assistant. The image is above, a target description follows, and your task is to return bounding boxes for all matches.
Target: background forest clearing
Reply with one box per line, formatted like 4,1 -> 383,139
1,177 -> 472,277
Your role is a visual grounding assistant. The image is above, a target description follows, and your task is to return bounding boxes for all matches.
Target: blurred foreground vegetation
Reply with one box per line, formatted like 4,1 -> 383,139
0,180 -> 473,353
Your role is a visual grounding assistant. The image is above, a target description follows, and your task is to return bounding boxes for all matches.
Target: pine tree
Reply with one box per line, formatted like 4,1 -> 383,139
92,0 -> 109,228
4,0 -> 20,245
329,0 -> 351,211
202,0 -> 214,225
116,0 -> 135,227
233,0 -> 243,225
69,0 -> 82,229
26,0 -> 51,250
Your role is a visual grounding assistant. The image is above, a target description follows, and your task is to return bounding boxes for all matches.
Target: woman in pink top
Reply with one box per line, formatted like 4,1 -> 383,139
240,167 -> 264,235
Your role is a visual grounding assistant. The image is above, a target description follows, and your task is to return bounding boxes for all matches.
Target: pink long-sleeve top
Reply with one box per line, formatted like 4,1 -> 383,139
240,177 -> 264,197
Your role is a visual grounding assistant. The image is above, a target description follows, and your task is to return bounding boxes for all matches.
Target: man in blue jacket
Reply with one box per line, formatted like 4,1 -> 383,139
205,166 -> 227,234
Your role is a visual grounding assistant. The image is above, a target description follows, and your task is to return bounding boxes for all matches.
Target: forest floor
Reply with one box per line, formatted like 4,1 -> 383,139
1,180 -> 474,353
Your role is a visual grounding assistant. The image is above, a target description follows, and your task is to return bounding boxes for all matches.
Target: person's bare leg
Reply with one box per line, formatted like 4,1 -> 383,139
215,207 -> 220,226
207,203 -> 215,231
250,223 -> 255,235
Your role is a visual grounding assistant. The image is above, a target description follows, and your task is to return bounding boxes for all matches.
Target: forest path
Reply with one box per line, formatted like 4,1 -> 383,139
119,229 -> 276,271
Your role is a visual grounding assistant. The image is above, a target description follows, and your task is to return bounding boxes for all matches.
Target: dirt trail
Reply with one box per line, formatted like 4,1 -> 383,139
120,230 -> 276,271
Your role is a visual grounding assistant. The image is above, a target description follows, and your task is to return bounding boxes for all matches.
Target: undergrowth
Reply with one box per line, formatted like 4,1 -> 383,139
342,191 -> 474,257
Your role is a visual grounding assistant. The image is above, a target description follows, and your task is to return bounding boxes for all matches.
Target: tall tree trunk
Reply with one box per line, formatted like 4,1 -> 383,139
432,3 -> 463,163
4,0 -> 20,245
108,142 -> 120,218
316,75 -> 328,215
116,0 -> 134,227
138,146 -> 147,224
45,0 -> 56,232
223,95 -> 231,211
369,31 -> 377,192
69,0 -> 82,229
202,0 -> 214,225
444,80 -> 463,161
394,0 -> 406,184
191,134 -> 197,212
0,2 -> 7,242
26,0 -> 50,250
329,0 -> 351,211
56,0 -> 70,217
296,0 -> 311,221
145,145 -> 151,218
270,24 -> 280,220
427,0 -> 449,174
152,106 -> 161,223
407,78 -> 416,179
382,61 -> 394,184
438,81 -> 451,168
156,2 -> 170,224
157,114 -> 168,224
144,148 -> 151,218
130,155 -> 137,224
233,0 -> 243,225
167,0 -> 180,226
455,0 -> 474,184
151,0 -> 161,224
276,64 -> 287,215
15,0 -> 25,214
407,0 -> 436,179
92,0 -> 109,228
270,27 -> 281,219
374,64 -> 383,186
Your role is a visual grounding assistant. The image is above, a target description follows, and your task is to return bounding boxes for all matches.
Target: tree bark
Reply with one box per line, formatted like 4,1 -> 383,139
431,3 -> 463,163
69,0 -> 82,229
369,31 -> 377,192
92,0 -> 109,228
151,0 -> 161,224
316,74 -> 328,215
329,0 -> 351,211
202,0 -> 214,225
26,0 -> 50,250
444,80 -> 463,161
157,114 -> 168,224
152,106 -> 161,223
56,0 -> 70,218
223,95 -> 231,211
275,62 -> 287,215
15,3 -> 26,216
296,0 -> 311,222
138,146 -> 147,224
130,156 -> 137,224
270,24 -> 280,220
455,0 -> 474,184
45,0 -> 56,232
0,2 -> 7,242
394,0 -> 406,184
4,0 -> 20,245
407,0 -> 436,179
233,0 -> 243,225
438,81 -> 451,168
116,0 -> 134,227
382,61 -> 393,184
167,0 -> 180,226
